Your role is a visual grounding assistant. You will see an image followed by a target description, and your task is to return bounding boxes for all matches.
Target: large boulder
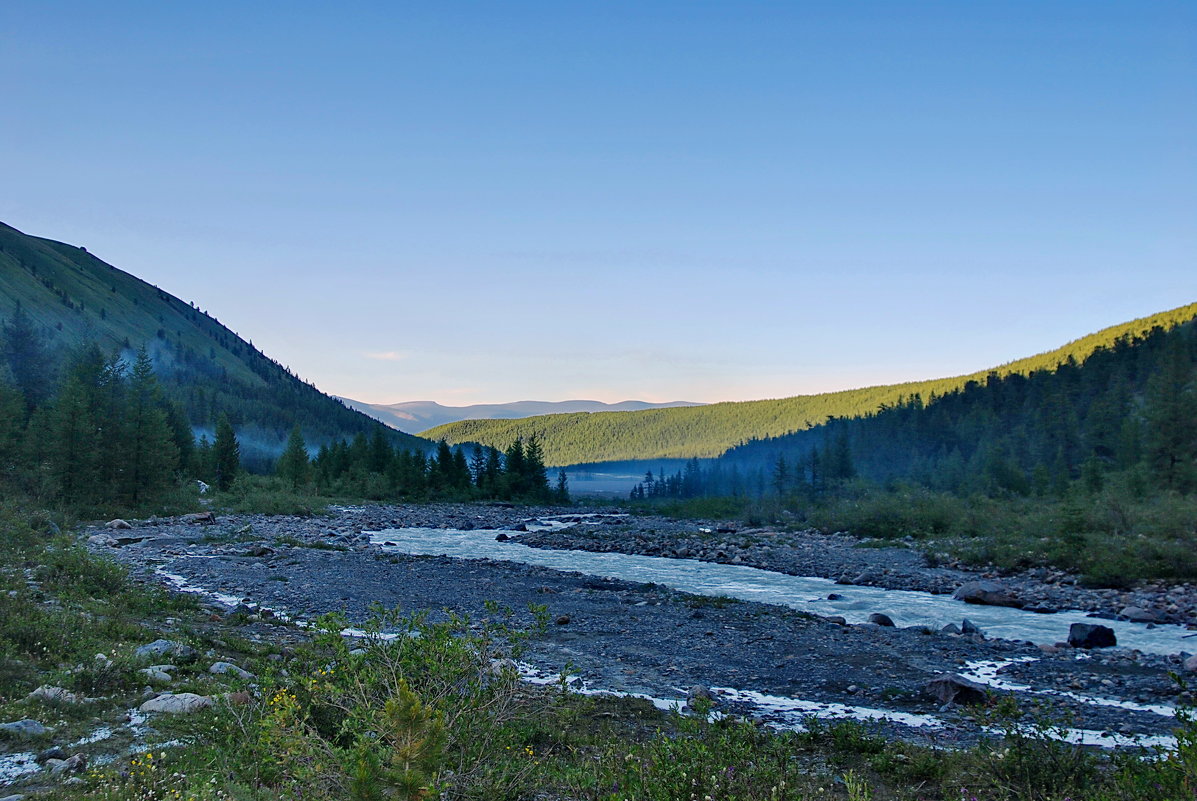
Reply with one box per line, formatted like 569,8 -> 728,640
1184,654 -> 1197,672
868,613 -> 895,627
923,674 -> 989,706
139,693 -> 214,714
1068,622 -> 1117,649
952,580 -> 1020,608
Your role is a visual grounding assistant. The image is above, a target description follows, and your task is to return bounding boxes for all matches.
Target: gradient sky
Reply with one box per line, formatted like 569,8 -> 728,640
2,2 -> 1194,405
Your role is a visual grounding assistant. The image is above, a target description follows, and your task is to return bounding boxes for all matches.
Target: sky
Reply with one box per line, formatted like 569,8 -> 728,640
2,2 -> 1194,405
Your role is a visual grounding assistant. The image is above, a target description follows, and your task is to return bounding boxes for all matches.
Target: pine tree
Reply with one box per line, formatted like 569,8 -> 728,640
555,469 -> 570,503
213,413 -> 240,491
1143,338 -> 1197,491
122,348 -> 179,504
277,424 -> 311,489
524,435 -> 550,500
1,303 -> 54,408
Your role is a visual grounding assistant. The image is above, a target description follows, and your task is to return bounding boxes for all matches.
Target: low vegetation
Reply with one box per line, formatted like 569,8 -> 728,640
1,501 -> 1196,800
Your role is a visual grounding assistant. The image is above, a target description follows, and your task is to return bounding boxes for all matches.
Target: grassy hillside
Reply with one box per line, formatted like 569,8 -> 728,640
423,302 -> 1197,466
0,221 -> 429,460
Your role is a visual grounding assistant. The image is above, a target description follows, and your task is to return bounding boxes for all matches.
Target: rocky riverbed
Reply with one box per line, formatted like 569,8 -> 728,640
513,516 -> 1197,626
90,504 -> 1196,748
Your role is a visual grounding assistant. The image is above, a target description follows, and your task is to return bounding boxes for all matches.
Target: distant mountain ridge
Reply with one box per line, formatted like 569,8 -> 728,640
339,398 -> 704,434
0,221 -> 428,464
423,302 -> 1197,466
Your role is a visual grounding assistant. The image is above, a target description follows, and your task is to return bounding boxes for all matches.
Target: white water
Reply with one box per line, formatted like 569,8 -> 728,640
367,525 -> 1195,656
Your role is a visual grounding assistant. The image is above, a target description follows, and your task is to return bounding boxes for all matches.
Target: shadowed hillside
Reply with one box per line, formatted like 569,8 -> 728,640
0,221 -> 429,463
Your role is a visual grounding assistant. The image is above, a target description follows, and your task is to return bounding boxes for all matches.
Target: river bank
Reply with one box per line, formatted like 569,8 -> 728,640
89,503 -> 1194,749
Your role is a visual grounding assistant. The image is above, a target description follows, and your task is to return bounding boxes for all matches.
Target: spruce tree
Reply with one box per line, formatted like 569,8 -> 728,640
277,424 -> 311,489
1143,339 -> 1197,491
122,348 -> 179,505
213,413 -> 240,491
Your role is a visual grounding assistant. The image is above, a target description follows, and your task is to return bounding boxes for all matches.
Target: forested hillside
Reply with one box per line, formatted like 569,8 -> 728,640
636,316 -> 1197,502
0,221 -> 428,464
424,303 -> 1197,466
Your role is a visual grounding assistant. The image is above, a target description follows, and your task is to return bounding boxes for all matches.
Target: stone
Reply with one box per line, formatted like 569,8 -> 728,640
952,580 -> 1020,607
686,685 -> 714,707
105,519 -> 132,530
494,533 -> 510,542
47,753 -> 87,776
25,686 -> 80,704
868,612 -> 895,627
134,639 -> 197,663
923,674 -> 989,706
209,661 -> 254,680
826,593 -> 844,600
940,623 -> 962,635
243,545 -> 273,557
86,534 -> 115,547
139,692 -> 214,714
36,746 -> 67,763
181,512 -> 216,524
138,667 -> 173,685
555,615 -> 571,625
0,719 -> 47,738
1119,606 -> 1161,623
960,619 -> 984,636
824,615 -> 847,625
1182,654 -> 1197,672
1068,623 -> 1117,649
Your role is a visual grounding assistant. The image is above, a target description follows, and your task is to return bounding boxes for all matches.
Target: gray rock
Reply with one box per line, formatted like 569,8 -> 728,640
25,685 -> 80,704
36,746 -> 67,763
139,692 -> 214,714
687,685 -> 714,705
960,618 -> 984,636
923,673 -> 989,706
47,753 -> 87,776
105,519 -> 133,530
868,613 -> 895,627
86,534 -> 115,547
952,580 -> 1019,607
0,719 -> 48,738
138,667 -> 173,685
1119,606 -> 1161,623
209,661 -> 254,680
134,639 -> 197,663
940,623 -> 962,635
1068,622 -> 1117,649
1182,654 -> 1197,672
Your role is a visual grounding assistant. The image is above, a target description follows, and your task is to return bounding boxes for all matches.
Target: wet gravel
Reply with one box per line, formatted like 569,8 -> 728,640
91,504 -> 1194,746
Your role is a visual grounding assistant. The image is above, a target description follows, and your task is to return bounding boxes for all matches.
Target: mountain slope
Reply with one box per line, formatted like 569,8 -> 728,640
423,303 -> 1197,466
0,221 -> 429,461
340,397 -> 704,433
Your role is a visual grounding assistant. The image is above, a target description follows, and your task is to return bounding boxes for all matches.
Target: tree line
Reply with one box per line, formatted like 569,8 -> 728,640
1,306 -> 567,511
279,427 -> 568,504
634,320 -> 1197,503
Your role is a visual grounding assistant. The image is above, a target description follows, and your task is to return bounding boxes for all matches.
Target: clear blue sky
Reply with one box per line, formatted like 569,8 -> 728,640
2,2 -> 1194,404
